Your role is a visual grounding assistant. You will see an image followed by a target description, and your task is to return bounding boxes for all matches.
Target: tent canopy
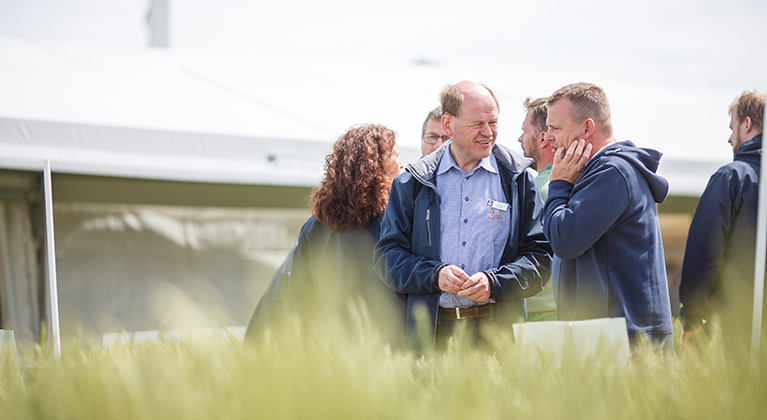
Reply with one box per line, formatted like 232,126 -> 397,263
0,36 -> 735,195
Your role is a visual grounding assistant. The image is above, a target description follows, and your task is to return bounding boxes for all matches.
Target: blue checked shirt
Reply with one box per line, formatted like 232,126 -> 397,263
437,144 -> 511,308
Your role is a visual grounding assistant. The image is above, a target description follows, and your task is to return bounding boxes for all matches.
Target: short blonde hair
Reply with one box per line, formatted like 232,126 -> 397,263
729,90 -> 765,132
548,82 -> 612,137
523,96 -> 548,135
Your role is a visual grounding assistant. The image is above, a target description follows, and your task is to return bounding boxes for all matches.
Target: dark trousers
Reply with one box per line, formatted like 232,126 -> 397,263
435,310 -> 496,351
629,332 -> 675,356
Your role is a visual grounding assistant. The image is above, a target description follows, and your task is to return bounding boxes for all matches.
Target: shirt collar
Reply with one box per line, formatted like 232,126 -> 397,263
437,142 -> 498,176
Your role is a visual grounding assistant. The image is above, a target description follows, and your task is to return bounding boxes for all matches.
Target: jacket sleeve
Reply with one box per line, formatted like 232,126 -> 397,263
486,169 -> 553,300
374,177 -> 443,295
679,170 -> 734,331
244,219 -> 315,343
543,164 -> 629,259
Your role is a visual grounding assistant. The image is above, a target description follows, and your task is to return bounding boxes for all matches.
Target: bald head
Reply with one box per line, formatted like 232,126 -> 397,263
439,80 -> 500,173
441,81 -> 500,118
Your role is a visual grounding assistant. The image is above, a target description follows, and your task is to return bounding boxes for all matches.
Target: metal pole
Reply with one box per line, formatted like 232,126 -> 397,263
43,160 -> 61,358
148,0 -> 169,48
751,116 -> 767,370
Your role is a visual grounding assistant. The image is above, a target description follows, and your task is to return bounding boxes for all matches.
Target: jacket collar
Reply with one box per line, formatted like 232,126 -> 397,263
735,133 -> 762,166
406,140 -> 532,187
437,144 -> 498,176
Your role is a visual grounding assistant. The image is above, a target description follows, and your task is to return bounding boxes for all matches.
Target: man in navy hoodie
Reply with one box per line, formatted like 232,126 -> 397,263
542,82 -> 674,351
680,90 -> 765,348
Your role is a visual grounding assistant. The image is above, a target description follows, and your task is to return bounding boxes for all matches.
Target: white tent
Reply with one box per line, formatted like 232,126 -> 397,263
0,36 -> 737,193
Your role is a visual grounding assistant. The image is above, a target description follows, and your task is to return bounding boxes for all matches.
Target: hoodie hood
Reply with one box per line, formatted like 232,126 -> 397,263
593,140 -> 669,203
734,133 -> 762,167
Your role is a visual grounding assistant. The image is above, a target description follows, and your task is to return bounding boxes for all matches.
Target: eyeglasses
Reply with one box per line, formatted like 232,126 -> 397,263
422,134 -> 450,144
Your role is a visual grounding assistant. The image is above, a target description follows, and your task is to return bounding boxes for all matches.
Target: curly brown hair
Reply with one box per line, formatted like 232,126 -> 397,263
311,124 -> 398,231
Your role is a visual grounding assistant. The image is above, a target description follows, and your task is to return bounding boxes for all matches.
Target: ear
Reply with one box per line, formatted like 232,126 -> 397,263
442,114 -> 454,136
743,116 -> 753,133
582,118 -> 596,139
537,131 -> 547,148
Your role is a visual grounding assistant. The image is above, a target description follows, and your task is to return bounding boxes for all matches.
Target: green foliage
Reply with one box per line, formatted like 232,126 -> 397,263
0,316 -> 765,420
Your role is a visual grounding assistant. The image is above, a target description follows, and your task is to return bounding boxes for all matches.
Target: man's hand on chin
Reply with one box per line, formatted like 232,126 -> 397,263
550,139 -> 592,184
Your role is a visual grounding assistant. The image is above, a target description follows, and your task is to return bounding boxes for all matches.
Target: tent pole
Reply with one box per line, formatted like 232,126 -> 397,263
43,160 -> 61,358
751,109 -> 767,371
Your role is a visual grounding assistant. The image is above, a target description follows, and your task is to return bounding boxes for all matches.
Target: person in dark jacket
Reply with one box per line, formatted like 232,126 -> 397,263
375,81 -> 553,350
245,124 -> 406,348
542,82 -> 674,352
680,90 -> 765,348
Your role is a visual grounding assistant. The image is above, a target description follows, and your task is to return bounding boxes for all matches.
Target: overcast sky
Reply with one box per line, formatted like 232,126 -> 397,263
2,0 -> 764,89
1,0 -> 765,159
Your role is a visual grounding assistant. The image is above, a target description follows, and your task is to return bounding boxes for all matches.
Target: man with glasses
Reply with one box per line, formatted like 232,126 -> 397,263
421,107 -> 450,156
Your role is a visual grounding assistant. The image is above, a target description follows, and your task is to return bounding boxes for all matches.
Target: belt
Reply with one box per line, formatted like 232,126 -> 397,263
439,304 -> 494,319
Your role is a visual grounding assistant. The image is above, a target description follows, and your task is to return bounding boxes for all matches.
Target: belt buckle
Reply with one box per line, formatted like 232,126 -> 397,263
455,308 -> 462,320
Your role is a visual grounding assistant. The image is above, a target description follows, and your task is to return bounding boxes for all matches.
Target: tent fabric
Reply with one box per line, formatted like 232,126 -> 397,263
0,200 -> 41,343
0,35 -> 732,196
0,117 -> 332,187
52,202 -> 310,339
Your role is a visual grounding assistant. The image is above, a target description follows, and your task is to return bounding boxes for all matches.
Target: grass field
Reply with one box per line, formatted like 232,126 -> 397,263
1,318 -> 765,420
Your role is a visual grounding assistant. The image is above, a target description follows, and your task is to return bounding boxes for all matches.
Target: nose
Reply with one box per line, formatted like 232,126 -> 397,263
518,133 -> 523,143
480,123 -> 493,137
544,130 -> 555,144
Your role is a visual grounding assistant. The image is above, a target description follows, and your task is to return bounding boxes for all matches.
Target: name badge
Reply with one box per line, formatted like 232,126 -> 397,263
486,199 -> 509,212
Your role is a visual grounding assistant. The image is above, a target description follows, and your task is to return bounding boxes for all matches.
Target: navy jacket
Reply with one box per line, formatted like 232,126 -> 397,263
245,216 -> 407,347
543,141 -> 673,338
680,134 -> 763,338
374,142 -> 553,348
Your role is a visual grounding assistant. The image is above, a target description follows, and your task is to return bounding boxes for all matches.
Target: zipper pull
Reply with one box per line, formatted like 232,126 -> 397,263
425,207 -> 432,246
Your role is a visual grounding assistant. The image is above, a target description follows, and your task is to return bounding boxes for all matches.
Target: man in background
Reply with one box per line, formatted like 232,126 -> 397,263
518,96 -> 557,321
680,90 -> 765,348
420,107 -> 449,156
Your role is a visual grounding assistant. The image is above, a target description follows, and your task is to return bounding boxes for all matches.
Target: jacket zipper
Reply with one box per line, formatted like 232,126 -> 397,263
425,207 -> 432,246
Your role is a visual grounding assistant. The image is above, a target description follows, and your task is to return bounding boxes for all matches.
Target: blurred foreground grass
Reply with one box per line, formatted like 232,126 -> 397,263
1,318 -> 765,420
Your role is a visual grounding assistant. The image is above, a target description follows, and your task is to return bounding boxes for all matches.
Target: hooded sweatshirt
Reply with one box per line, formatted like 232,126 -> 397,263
680,134 -> 763,340
543,140 -> 673,338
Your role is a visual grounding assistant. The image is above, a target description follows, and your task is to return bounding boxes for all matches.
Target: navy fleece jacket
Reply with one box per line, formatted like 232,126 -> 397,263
543,140 -> 673,338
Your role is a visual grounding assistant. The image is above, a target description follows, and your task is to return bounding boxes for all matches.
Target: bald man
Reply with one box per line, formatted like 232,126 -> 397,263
375,80 -> 552,350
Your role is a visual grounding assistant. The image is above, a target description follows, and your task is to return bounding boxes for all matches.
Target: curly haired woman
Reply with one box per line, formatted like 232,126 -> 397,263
245,124 -> 405,348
